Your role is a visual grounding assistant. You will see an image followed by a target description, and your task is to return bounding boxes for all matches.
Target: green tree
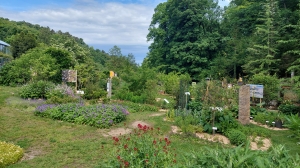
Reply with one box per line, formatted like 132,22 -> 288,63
243,0 -> 280,75
146,0 -> 222,79
10,31 -> 38,58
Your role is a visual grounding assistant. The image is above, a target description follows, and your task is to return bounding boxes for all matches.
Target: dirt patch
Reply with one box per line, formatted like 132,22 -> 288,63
102,121 -> 152,137
250,120 -> 288,130
131,121 -> 151,128
103,128 -> 132,137
149,113 -> 165,117
196,133 -> 231,145
170,125 -> 271,150
250,136 -> 272,151
21,149 -> 42,161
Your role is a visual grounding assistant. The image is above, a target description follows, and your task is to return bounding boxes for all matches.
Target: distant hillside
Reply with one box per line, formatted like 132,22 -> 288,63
0,17 -> 109,66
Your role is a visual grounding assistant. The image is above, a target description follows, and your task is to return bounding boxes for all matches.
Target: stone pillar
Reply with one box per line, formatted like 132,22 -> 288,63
239,85 -> 250,125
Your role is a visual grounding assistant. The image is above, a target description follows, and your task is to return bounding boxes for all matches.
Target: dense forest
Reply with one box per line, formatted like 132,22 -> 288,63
146,0 -> 300,81
0,0 -> 300,102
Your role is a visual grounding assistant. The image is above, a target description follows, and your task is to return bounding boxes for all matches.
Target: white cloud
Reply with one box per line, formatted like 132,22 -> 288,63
0,2 -> 155,47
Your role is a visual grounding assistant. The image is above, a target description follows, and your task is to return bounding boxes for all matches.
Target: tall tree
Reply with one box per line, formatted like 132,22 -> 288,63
146,0 -> 222,79
243,0 -> 280,75
10,31 -> 37,58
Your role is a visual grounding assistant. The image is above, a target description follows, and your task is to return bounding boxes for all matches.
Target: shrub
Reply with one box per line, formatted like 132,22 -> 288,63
175,116 -> 203,134
278,104 -> 300,115
20,80 -> 55,99
82,82 -> 106,100
35,103 -> 129,128
188,101 -> 202,111
225,129 -> 247,146
253,111 -> 277,126
45,84 -> 79,104
0,141 -> 24,167
102,124 -> 177,168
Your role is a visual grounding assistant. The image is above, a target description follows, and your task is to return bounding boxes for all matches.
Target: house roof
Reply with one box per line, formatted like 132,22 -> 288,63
0,40 -> 10,46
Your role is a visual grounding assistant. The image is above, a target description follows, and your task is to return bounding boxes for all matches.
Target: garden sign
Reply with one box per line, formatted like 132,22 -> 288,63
247,84 -> 263,98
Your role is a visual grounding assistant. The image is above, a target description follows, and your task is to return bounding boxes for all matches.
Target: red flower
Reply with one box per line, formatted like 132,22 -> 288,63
126,137 -> 130,141
153,140 -> 157,145
124,144 -> 128,149
173,159 -> 177,163
113,137 -> 119,142
164,137 -> 168,142
134,147 -> 138,151
117,155 -> 121,160
138,124 -> 142,129
124,161 -> 129,167
166,140 -> 171,146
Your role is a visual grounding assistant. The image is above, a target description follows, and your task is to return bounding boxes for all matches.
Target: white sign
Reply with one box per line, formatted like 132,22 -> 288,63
247,84 -> 263,98
212,127 -> 217,130
185,92 -> 190,95
210,107 -> 223,112
76,90 -> 84,95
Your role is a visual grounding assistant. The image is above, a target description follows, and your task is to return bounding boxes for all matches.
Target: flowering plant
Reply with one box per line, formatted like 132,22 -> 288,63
35,103 -> 129,128
105,124 -> 177,167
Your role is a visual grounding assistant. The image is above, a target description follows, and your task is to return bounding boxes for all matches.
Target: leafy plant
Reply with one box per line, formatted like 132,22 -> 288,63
103,124 -> 177,168
82,81 -> 106,100
284,114 -> 300,141
278,104 -> 300,115
0,141 -> 24,167
225,129 -> 248,146
20,80 -> 55,99
175,115 -> 203,134
45,84 -> 79,104
253,111 -> 277,126
35,103 -> 129,128
183,143 -> 300,167
117,101 -> 159,113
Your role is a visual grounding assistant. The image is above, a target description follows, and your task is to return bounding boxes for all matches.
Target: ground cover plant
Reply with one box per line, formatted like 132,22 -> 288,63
35,103 -> 129,128
183,143 -> 300,167
0,141 -> 24,167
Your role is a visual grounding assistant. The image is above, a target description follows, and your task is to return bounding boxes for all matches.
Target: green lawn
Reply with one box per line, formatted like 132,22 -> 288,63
0,86 -> 299,167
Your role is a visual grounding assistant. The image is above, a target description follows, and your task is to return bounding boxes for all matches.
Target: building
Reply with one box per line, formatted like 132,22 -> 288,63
0,40 -> 10,55
0,40 -> 11,68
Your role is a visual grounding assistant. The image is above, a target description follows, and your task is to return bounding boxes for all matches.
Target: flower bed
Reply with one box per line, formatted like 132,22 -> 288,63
35,103 -> 129,128
103,124 -> 177,167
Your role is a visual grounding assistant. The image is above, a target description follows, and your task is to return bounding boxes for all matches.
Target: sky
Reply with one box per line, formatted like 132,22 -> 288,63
0,0 -> 230,64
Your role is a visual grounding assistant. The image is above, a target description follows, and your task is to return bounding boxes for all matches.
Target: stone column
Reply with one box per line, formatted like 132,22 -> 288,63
239,85 -> 250,125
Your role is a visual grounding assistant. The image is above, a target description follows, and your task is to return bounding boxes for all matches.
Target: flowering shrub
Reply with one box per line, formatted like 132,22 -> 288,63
35,103 -> 129,128
105,124 -> 177,167
46,84 -> 79,104
0,141 -> 24,167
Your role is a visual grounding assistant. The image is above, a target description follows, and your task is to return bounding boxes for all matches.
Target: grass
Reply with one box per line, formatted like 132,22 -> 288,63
0,86 -> 299,167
